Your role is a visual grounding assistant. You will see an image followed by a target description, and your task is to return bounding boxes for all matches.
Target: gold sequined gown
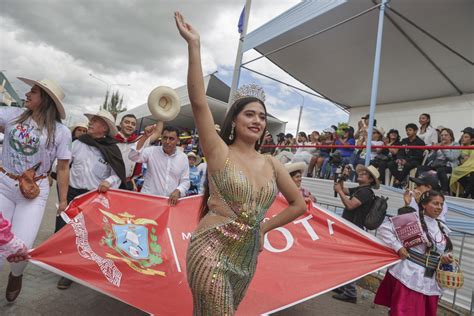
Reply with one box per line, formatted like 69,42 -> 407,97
186,155 -> 278,315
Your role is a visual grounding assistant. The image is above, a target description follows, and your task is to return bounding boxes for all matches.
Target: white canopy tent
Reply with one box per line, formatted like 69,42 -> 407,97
243,0 -> 473,107
240,0 -> 473,145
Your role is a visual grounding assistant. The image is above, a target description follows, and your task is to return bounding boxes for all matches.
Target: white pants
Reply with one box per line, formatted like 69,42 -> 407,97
0,172 -> 50,276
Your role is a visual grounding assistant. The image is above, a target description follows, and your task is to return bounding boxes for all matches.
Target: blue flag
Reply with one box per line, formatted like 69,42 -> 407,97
238,6 -> 245,33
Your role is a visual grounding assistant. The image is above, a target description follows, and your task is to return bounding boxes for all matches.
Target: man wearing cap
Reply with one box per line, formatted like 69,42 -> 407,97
115,114 -> 162,191
404,171 -> 448,222
55,109 -> 126,289
128,125 -> 189,205
333,165 -> 380,303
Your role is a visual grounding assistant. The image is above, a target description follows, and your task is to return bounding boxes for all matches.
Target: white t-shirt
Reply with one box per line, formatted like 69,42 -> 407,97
418,125 -> 438,146
0,107 -> 71,175
69,140 -> 121,190
129,146 -> 190,197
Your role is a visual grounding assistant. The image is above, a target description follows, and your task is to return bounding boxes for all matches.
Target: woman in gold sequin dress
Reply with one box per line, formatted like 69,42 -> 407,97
175,12 -> 307,315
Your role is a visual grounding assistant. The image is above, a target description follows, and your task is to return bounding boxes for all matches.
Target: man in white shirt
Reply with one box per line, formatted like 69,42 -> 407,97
403,171 -> 448,222
114,114 -> 162,191
55,109 -> 126,289
129,125 -> 189,205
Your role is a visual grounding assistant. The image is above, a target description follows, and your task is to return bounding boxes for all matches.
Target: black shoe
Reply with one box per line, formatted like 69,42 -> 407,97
57,277 -> 73,290
6,273 -> 22,302
332,293 -> 357,304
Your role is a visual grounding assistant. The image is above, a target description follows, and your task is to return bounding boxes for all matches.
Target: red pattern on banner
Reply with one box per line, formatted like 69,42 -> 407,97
30,190 -> 399,315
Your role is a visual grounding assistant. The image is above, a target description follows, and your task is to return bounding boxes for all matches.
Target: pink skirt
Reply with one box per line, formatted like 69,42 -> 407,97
374,272 -> 439,316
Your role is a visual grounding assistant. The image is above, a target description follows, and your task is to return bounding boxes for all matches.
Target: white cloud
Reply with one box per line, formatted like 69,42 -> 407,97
1,0 -> 349,132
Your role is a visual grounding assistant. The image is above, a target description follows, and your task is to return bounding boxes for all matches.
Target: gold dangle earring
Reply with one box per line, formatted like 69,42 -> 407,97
229,122 -> 236,141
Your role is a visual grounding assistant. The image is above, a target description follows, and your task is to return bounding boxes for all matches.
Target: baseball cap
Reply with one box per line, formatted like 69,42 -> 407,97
461,127 -> 474,136
409,171 -> 440,190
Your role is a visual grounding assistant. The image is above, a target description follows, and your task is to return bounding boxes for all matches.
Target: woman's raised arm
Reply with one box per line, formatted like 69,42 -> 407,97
175,12 -> 226,166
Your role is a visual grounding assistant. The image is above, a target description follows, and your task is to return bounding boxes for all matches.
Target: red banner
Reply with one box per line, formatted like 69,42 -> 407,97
29,190 -> 399,315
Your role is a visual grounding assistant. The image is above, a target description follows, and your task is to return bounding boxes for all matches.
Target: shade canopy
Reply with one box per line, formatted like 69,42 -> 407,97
244,0 -> 474,108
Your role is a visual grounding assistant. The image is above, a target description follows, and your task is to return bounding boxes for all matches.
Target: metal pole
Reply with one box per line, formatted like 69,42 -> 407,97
294,90 -> 305,136
365,0 -> 387,166
296,105 -> 303,136
228,0 -> 252,106
452,233 -> 466,308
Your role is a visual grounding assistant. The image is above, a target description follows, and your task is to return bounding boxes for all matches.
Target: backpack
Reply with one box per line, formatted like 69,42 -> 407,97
364,195 -> 389,230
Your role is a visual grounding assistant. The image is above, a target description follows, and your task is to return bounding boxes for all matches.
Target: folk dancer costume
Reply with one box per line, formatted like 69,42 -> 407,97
0,78 -> 71,279
55,110 -> 126,232
0,213 -> 26,264
186,85 -> 278,315
375,212 -> 451,315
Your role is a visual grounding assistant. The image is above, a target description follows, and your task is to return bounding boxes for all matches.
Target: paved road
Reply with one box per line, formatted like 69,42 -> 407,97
1,187 -> 389,315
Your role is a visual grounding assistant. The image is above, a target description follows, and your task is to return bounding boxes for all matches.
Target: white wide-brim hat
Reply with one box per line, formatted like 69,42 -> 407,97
147,86 -> 181,122
284,162 -> 307,175
17,77 -> 66,120
356,164 -> 380,189
187,152 -> 202,165
69,121 -> 89,132
373,126 -> 385,136
84,110 -> 118,137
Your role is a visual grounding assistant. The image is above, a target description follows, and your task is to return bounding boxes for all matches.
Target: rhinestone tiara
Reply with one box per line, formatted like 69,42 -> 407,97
231,83 -> 266,104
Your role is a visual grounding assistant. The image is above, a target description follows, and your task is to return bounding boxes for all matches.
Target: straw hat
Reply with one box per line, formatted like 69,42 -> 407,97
147,86 -> 180,122
69,121 -> 89,133
373,126 -> 385,136
284,162 -> 307,174
84,110 -> 118,137
17,77 -> 66,119
187,152 -> 202,165
356,165 -> 380,189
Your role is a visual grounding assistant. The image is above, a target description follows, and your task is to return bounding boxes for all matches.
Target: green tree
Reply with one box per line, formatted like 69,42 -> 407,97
102,90 -> 127,120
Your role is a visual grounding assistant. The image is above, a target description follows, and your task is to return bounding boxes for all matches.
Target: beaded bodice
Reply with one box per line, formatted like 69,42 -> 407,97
207,156 -> 278,227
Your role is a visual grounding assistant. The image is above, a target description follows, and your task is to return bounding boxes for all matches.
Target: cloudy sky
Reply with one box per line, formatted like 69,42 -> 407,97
1,0 -> 347,133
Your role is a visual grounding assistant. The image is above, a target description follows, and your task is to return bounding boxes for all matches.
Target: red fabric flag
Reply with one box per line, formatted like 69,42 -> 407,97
29,190 -> 399,315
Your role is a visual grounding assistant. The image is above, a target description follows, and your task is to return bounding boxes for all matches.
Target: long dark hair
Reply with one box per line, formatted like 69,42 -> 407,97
199,96 -> 267,219
418,190 -> 453,253
14,87 -> 61,147
419,113 -> 431,132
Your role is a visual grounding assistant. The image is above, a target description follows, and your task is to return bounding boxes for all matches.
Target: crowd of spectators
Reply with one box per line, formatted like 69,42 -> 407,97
266,113 -> 473,199
55,111 -> 469,200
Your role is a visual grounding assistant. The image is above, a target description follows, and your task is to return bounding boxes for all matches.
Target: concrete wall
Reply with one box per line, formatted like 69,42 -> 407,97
348,94 -> 474,140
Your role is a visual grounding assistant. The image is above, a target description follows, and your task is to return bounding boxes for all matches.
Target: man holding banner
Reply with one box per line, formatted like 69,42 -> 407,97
128,125 -> 189,205
55,109 -> 126,289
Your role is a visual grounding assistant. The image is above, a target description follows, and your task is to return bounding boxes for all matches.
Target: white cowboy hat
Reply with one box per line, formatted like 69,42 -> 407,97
147,86 -> 180,122
17,77 -> 66,120
187,152 -> 202,165
284,162 -> 307,175
373,126 -> 385,136
84,110 -> 118,137
356,164 -> 380,189
69,121 -> 89,132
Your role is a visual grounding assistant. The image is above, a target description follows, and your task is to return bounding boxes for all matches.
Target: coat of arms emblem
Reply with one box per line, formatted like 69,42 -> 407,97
99,209 -> 165,276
